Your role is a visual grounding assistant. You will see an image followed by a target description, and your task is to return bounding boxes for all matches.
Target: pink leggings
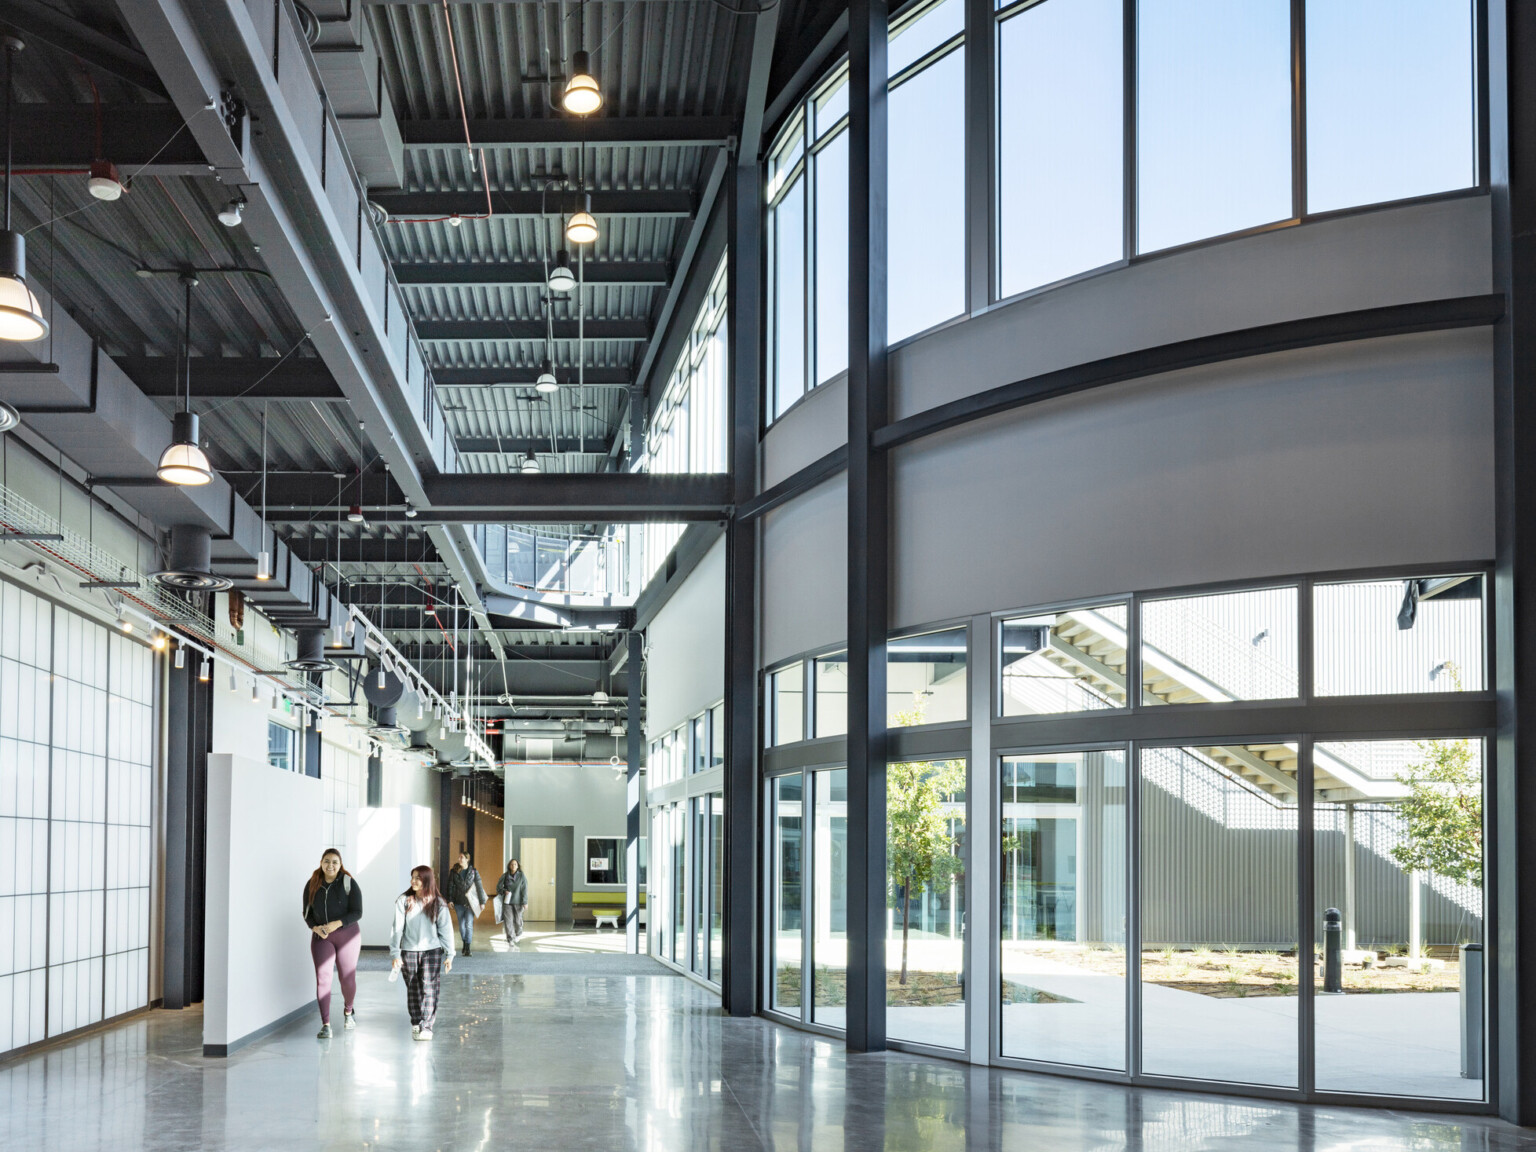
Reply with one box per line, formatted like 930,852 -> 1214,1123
310,922 -> 361,1024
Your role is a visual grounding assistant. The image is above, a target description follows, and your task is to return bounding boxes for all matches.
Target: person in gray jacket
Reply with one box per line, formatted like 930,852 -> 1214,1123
496,858 -> 528,945
389,865 -> 455,1041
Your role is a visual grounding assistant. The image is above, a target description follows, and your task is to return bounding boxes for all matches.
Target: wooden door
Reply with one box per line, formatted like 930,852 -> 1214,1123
523,837 -> 557,921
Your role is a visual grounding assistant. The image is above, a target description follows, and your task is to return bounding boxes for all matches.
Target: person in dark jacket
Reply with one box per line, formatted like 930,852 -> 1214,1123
304,848 -> 363,1038
496,858 -> 528,945
445,852 -> 487,956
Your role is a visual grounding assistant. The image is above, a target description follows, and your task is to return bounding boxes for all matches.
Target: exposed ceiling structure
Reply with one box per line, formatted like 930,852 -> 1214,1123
0,0 -> 824,745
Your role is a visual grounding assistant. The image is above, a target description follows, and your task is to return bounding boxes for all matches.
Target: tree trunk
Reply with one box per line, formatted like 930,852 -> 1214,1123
900,883 -> 911,985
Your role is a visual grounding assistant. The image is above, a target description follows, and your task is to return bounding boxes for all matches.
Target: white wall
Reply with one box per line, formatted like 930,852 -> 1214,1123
646,535 -> 727,737
209,677 -> 274,760
889,195 -> 1491,420
761,474 -> 848,667
344,804 -> 432,947
203,753 -> 322,1051
891,328 -> 1494,627
501,764 -> 628,892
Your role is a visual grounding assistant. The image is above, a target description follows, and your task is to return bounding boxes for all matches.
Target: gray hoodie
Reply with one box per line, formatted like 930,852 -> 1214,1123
388,894 -> 457,960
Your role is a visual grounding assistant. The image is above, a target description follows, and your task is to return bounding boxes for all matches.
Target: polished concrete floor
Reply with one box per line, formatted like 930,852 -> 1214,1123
3,970 -> 1535,1151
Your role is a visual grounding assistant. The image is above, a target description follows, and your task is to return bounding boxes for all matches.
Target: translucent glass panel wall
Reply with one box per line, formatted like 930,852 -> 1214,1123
322,742 -> 366,847
1000,750 -> 1125,1069
0,584 -> 154,1054
1314,740 -> 1484,1100
1139,744 -> 1298,1087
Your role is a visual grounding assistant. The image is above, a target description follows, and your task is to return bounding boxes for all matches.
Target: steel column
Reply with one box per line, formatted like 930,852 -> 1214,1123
1489,0 -> 1536,1124
845,0 -> 890,1055
722,159 -> 764,1017
162,658 -> 210,1010
626,629 -> 643,954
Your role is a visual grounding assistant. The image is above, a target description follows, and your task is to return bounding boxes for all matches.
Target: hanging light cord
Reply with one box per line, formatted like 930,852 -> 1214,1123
181,277 -> 193,417
4,38 -> 13,235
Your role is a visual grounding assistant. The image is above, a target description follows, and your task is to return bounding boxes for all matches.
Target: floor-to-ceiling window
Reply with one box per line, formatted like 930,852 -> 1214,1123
0,582 -> 155,1055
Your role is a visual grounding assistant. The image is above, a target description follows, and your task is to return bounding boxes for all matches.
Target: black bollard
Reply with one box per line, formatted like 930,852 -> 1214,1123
1322,907 -> 1343,994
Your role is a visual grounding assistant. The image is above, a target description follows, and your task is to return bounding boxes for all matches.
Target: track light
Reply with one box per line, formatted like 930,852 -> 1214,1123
547,250 -> 576,293
252,679 -> 260,703
217,198 -> 244,227
256,549 -> 272,581
563,51 -> 602,115
535,361 -> 559,394
198,656 -> 211,683
174,645 -> 186,669
330,623 -> 345,648
151,632 -> 167,651
377,665 -> 387,691
520,453 -> 540,475
566,194 -> 598,245
87,160 -> 123,201
228,669 -> 237,691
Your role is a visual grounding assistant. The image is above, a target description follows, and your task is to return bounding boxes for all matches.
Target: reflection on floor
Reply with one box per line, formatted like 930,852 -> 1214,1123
3,972 -> 1531,1151
355,922 -> 669,976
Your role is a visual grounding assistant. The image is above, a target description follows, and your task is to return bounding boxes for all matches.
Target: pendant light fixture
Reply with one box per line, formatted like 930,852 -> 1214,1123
535,360 -> 559,394
563,51 -> 602,115
565,193 -> 598,245
0,39 -> 47,342
547,249 -> 576,293
156,275 -> 213,485
520,453 -> 540,475
256,403 -> 272,579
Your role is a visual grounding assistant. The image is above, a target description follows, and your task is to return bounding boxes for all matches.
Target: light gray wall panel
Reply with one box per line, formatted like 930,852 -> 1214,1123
762,371 -> 849,489
646,535 -> 726,737
892,328 -> 1494,628
501,764 -> 629,893
890,196 -> 1492,420
762,474 -> 847,668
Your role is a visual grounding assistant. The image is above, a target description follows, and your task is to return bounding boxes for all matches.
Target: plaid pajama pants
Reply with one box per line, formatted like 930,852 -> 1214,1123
400,948 -> 445,1029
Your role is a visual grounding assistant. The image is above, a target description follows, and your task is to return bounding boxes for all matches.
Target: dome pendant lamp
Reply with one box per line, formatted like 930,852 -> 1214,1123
0,38 -> 47,343
535,359 -> 559,394
563,50 -> 602,116
157,275 -> 213,485
566,193 -> 598,246
547,249 -> 576,293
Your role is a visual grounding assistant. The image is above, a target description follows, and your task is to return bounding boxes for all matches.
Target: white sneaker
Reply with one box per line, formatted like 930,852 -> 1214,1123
415,1028 -> 433,1042
411,1024 -> 421,1036
317,1023 -> 333,1039
343,1011 -> 356,1030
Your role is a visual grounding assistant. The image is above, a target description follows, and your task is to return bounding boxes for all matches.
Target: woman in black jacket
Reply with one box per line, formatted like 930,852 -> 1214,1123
496,858 -> 528,945
304,848 -> 363,1038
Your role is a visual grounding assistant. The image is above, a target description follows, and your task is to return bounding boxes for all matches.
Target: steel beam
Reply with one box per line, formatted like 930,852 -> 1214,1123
414,318 -> 650,342
456,435 -> 617,456
845,0 -> 889,1056
420,472 -> 731,521
372,189 -> 693,219
397,116 -> 734,150
395,261 -> 669,288
0,0 -> 169,97
721,0 -> 779,1020
10,103 -> 205,173
625,630 -> 642,953
119,355 -> 343,399
1490,0 -> 1536,1125
432,365 -> 631,388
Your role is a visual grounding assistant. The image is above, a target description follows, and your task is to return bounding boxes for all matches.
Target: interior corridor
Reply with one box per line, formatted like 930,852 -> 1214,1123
3,972 -> 1533,1152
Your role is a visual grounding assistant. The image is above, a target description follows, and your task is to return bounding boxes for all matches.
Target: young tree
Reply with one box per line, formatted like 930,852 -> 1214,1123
887,702 -> 965,984
1390,737 -> 1482,888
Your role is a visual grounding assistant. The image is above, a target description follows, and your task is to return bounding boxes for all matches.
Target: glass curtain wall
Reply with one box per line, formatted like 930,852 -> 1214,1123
888,757 -> 966,1049
760,569 -> 1489,1105
992,0 -> 1477,298
0,583 -> 155,1055
641,256 -> 728,584
646,705 -> 725,983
